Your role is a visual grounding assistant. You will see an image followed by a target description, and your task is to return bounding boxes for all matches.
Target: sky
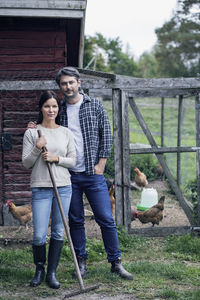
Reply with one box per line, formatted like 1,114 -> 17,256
85,0 -> 177,59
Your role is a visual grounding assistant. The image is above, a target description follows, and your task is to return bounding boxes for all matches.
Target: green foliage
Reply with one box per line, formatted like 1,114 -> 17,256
137,51 -> 159,78
154,0 -> 200,77
83,33 -> 140,76
104,146 -> 158,181
184,178 -> 198,220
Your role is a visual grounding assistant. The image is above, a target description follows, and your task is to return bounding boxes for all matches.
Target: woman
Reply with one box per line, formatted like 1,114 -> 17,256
22,91 -> 76,289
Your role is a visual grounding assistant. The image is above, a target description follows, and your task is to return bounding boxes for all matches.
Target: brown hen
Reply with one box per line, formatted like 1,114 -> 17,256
134,167 -> 148,188
131,196 -> 165,226
6,200 -> 32,229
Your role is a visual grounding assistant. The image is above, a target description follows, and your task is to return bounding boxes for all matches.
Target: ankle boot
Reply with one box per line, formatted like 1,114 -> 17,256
111,258 -> 133,280
74,256 -> 88,278
46,238 -> 63,289
30,244 -> 46,287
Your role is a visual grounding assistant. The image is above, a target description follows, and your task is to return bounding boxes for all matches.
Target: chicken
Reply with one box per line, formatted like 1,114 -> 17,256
131,196 -> 165,226
6,200 -> 32,229
156,164 -> 164,180
134,167 -> 148,188
106,179 -> 115,216
109,183 -> 115,216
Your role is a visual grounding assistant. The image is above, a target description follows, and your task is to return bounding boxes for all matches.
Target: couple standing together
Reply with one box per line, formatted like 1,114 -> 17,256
22,67 -> 133,289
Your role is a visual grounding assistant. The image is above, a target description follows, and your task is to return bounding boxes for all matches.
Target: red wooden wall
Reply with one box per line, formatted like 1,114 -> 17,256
0,16 -> 81,224
0,17 -> 68,74
0,90 -> 41,207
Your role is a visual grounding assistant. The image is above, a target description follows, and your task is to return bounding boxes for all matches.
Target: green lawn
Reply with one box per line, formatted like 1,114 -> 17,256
0,230 -> 200,299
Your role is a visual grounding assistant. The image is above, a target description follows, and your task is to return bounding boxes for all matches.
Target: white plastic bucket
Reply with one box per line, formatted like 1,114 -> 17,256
137,188 -> 158,211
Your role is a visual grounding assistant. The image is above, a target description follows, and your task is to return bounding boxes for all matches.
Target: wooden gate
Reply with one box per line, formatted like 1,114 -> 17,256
0,70 -> 200,233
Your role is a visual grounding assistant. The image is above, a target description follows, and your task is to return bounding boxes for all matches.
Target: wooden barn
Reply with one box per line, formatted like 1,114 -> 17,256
0,0 -> 87,225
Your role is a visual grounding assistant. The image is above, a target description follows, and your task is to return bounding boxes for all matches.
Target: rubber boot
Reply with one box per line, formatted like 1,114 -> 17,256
74,256 -> 88,278
111,258 -> 133,280
30,244 -> 46,287
46,239 -> 63,289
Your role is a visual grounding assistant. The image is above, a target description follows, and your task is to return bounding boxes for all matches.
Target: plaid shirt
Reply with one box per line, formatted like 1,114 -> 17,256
60,93 -> 113,175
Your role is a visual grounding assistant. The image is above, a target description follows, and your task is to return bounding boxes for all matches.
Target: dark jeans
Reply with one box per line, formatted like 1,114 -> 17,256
69,173 -> 121,262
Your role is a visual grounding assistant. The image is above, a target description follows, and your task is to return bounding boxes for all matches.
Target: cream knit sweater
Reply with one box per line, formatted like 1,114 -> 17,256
22,124 -> 76,188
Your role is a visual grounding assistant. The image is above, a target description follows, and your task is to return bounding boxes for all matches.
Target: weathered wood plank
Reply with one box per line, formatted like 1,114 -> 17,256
114,75 -> 200,89
1,79 -> 200,95
0,30 -> 65,40
195,93 -> 200,226
129,146 -> 200,154
0,63 -> 64,71
0,102 -> 2,215
0,1 -> 87,10
112,89 -> 123,225
4,174 -> 30,184
0,55 -> 64,64
129,226 -> 192,237
0,9 -> 84,19
177,96 -> 183,186
121,91 -> 131,230
88,88 -> 199,98
161,97 -> 164,147
129,97 -> 195,225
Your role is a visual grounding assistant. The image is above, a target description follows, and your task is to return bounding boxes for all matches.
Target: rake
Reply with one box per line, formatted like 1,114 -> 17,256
37,130 -> 99,298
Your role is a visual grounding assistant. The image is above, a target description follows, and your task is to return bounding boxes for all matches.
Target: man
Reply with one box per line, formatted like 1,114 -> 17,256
30,66 -> 133,280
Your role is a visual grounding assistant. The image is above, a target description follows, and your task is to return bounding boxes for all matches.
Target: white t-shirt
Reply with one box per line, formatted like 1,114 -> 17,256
67,96 -> 85,172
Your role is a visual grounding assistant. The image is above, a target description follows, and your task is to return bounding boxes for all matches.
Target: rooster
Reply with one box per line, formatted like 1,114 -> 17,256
134,167 -> 148,188
6,200 -> 32,230
131,196 -> 165,227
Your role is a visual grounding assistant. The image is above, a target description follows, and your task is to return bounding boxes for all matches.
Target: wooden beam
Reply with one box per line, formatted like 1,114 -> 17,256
121,91 -> 131,230
129,97 -> 195,225
0,9 -> 84,18
177,95 -> 183,186
112,89 -> 123,226
114,75 -> 200,90
0,80 -> 58,91
1,75 -> 200,96
129,226 -> 192,237
161,97 -> 164,147
0,1 -> 87,10
195,93 -> 200,226
129,146 -> 200,154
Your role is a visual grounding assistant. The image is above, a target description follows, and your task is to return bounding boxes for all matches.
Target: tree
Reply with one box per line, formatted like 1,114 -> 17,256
137,50 -> 159,78
83,33 -> 139,76
155,0 -> 200,77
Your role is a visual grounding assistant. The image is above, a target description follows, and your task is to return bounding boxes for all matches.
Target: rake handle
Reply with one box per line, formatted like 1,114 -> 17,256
37,130 -> 85,290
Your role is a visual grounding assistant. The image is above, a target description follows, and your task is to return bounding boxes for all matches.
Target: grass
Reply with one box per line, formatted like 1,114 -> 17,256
0,229 -> 200,299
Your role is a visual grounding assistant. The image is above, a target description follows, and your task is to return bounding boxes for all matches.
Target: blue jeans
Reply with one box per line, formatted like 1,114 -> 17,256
32,186 -> 72,245
69,173 -> 121,262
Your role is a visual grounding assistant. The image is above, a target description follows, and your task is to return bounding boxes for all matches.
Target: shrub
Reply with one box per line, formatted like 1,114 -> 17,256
184,178 -> 198,221
105,146 -> 159,181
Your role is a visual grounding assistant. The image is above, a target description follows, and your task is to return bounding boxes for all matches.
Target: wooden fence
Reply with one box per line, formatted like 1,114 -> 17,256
1,69 -> 200,234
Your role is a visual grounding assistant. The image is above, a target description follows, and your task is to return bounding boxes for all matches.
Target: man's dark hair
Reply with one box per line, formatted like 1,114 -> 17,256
55,67 -> 80,85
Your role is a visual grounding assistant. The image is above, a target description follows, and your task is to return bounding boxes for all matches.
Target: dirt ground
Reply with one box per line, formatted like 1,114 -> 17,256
0,180 -> 190,243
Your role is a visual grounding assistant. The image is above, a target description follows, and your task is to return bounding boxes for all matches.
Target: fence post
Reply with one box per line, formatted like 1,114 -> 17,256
112,89 -> 131,230
161,97 -> 165,147
195,93 -> 200,226
177,95 -> 183,186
